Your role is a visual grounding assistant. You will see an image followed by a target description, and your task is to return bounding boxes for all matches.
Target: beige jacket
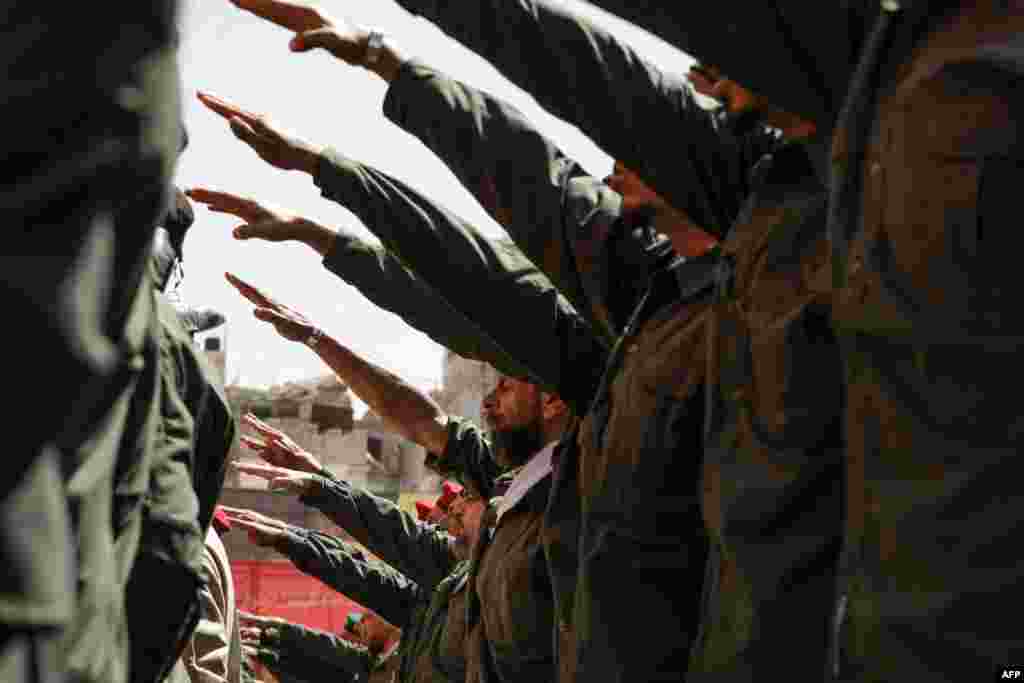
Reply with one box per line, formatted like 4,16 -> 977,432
182,528 -> 241,683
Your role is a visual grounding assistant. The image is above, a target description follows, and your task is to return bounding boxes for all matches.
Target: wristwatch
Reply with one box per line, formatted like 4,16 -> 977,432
364,30 -> 385,66
305,326 -> 324,349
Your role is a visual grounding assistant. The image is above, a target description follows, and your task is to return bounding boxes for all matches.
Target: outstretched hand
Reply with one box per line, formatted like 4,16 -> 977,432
226,0 -> 406,80
229,0 -> 331,32
224,272 -> 318,344
231,462 -> 319,495
241,412 -> 325,474
196,92 -> 322,174
228,0 -> 370,66
238,609 -> 286,647
219,505 -> 291,546
185,188 -> 337,254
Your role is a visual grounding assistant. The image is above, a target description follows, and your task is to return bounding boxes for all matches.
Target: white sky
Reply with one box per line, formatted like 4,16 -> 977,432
174,0 -> 694,416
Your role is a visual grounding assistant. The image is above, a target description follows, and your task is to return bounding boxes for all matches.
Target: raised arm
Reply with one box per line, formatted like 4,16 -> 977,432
256,518 -> 421,628
271,621 -> 374,680
389,0 -> 749,235
186,188 -> 535,381
380,61 -> 680,333
559,0 -> 855,128
297,479 -> 458,591
240,611 -> 370,683
310,156 -> 607,410
197,94 -> 608,412
224,0 -> 767,235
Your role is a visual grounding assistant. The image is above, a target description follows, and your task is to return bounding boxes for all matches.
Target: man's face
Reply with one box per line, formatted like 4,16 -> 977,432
482,376 -> 545,467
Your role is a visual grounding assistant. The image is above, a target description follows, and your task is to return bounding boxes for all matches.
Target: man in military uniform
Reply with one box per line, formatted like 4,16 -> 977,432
195,7 -> 752,679
825,3 -> 1024,679
2,3 -> 182,681
131,187 -> 236,683
223,461 -> 487,683
555,0 -> 1024,677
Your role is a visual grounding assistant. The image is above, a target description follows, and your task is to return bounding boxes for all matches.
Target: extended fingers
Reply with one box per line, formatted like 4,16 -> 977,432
241,435 -> 268,451
230,0 -> 330,33
185,188 -> 265,221
225,272 -> 277,308
253,307 -> 290,326
197,92 -> 262,126
231,461 -> 289,478
244,413 -> 282,436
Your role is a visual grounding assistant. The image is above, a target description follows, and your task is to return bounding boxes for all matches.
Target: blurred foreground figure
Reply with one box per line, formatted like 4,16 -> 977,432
182,508 -> 246,683
1,3 -> 182,682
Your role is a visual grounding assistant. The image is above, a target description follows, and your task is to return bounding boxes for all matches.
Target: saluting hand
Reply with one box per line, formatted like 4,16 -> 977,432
196,93 -> 322,174
227,0 -> 369,66
238,609 -> 286,646
225,272 -> 318,344
219,506 -> 291,546
185,188 -> 339,256
231,462 -> 319,495
240,413 -> 326,474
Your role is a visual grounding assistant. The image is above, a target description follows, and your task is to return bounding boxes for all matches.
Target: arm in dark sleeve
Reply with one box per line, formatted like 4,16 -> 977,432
382,60 -> 625,335
322,230 -> 535,381
382,62 -> 691,332
314,152 -> 607,410
268,621 -> 374,681
423,416 -> 501,500
389,1 -> 767,236
394,0 -> 849,138
272,526 -> 419,628
297,478 -> 456,592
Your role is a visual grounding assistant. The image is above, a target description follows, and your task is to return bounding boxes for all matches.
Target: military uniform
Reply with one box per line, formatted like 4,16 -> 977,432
827,2 -> 1024,679
326,45 -> 781,680
2,3 -> 181,680
294,481 -> 475,683
691,137 -> 842,679
256,619 -> 376,683
431,443 -> 560,683
123,224 -> 235,683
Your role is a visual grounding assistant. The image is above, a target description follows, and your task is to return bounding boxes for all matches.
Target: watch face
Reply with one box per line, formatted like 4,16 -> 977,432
366,31 -> 383,63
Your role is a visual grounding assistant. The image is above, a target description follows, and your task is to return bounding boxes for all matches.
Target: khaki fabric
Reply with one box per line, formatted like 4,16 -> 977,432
829,3 -> 1024,679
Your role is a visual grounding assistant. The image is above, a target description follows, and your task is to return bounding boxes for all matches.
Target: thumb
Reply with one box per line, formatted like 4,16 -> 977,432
289,27 -> 341,54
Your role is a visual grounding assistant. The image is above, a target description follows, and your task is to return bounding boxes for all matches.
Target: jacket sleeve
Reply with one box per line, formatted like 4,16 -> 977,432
313,152 -> 607,411
297,478 -> 456,592
551,0 -> 854,127
269,621 -> 374,681
272,526 -> 420,628
382,61 -> 625,336
322,230 -> 535,381
182,543 -> 231,683
423,416 -> 501,500
389,0 -> 761,237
